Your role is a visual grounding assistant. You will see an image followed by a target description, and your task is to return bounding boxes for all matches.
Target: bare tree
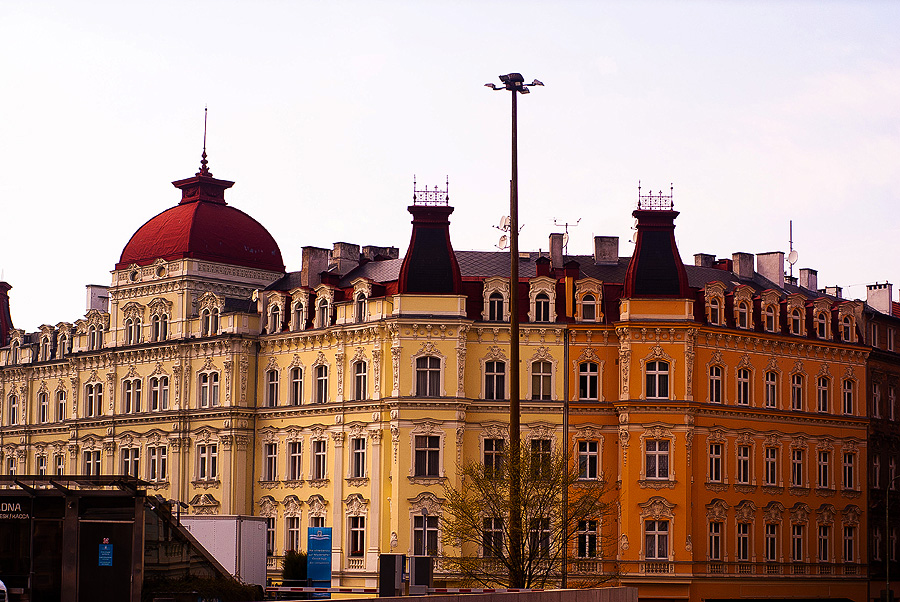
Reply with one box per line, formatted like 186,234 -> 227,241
439,444 -> 616,588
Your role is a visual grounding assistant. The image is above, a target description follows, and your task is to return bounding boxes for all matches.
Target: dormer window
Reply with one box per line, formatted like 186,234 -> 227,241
292,302 -> 305,331
9,341 -> 18,364
201,308 -> 219,337
316,299 -> 329,329
125,318 -> 140,345
489,293 -> 504,321
842,315 -> 854,342
356,294 -> 367,323
815,312 -> 828,338
269,305 -> 281,334
736,302 -> 749,329
790,309 -> 803,335
40,337 -> 51,361
88,325 -> 102,351
765,305 -> 776,332
534,293 -> 551,323
709,297 -> 721,325
57,334 -> 67,359
151,314 -> 168,342
582,294 -> 597,321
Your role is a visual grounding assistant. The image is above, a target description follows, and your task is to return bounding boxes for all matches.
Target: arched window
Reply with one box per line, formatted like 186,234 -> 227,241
150,376 -> 169,411
531,360 -> 552,401
709,366 -> 722,403
416,357 -> 441,397
791,374 -> 804,410
200,309 -> 211,336
266,369 -> 279,407
646,361 -> 669,399
582,294 -> 597,322
816,377 -> 830,413
316,299 -> 329,329
88,325 -> 102,351
270,306 -> 281,334
210,308 -> 219,335
40,337 -> 51,361
534,293 -> 551,323
151,314 -> 168,341
356,294 -> 367,323
842,379 -> 854,415
737,302 -> 749,329
736,368 -> 751,405
765,305 -> 776,332
489,292 -> 504,322
842,316 -> 853,342
293,303 -> 305,331
123,379 -> 142,413
125,318 -> 140,345
709,297 -> 721,325
815,312 -> 828,338
790,309 -> 803,335
57,335 -> 68,359
9,341 -> 19,364
56,390 -> 67,421
315,365 -> 328,403
765,371 -> 778,409
8,395 -> 17,425
353,361 -> 367,400
85,383 -> 103,417
579,361 -> 598,400
39,392 -> 49,423
290,367 -> 303,405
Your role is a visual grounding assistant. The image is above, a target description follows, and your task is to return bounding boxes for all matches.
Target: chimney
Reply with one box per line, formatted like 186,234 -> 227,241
361,245 -> 399,261
0,282 -> 12,346
694,253 -> 715,268
86,285 -> 109,312
799,268 -> 818,292
823,285 -> 843,299
331,242 -> 360,275
549,233 -> 564,269
756,252 -> 785,288
867,282 -> 893,315
301,246 -> 331,288
732,253 -> 754,279
535,256 -> 552,277
594,236 -> 619,265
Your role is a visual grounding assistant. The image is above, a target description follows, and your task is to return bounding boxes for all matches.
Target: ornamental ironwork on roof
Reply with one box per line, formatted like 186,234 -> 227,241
637,181 -> 674,211
412,175 -> 450,206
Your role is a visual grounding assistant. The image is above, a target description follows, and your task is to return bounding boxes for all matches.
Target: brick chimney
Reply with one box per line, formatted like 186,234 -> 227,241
867,283 -> 893,315
594,236 -> 619,265
694,254 -> 715,268
549,233 -> 564,269
756,252 -> 785,288
799,268 -> 818,292
732,253 -> 754,279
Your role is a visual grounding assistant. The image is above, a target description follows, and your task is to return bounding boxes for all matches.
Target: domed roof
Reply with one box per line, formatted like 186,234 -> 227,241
116,159 -> 284,273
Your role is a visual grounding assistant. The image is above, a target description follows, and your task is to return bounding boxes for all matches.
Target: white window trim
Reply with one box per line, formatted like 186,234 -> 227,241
408,422 -> 445,480
527,276 -> 557,323
409,343 -> 447,398
639,496 -> 676,562
480,346 -> 509,400
526,347 -> 558,401
639,346 -> 675,401
482,277 -> 511,322
575,278 -> 603,322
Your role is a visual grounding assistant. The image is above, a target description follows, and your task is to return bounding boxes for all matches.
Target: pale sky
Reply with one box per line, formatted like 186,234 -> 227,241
1,1 -> 898,331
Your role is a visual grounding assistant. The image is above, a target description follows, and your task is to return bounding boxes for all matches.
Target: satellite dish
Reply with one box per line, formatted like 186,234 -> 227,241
562,232 -> 569,248
498,216 -> 510,231
631,230 -> 638,243
497,235 -> 509,250
787,250 -> 798,265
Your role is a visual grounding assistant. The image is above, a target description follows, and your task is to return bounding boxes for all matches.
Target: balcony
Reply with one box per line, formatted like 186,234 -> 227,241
347,557 -> 365,570
641,561 -> 673,574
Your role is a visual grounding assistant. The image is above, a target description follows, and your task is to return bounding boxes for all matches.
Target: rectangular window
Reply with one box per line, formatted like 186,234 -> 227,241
817,450 -> 830,488
818,524 -> 830,562
312,440 -> 326,480
266,517 -> 275,555
736,523 -> 750,561
765,372 -> 777,409
646,439 -> 669,480
84,450 -> 101,476
791,374 -> 803,410
415,357 -> 441,397
875,455 -> 882,489
414,435 -> 440,477
890,386 -> 896,421
709,366 -> 722,404
708,443 -> 722,483
645,520 -> 669,560
646,361 -> 669,399
482,517 -> 503,557
736,445 -> 751,484
765,447 -> 778,486
349,516 -> 365,557
122,447 -> 140,478
290,367 -> 303,405
736,368 -> 750,405
36,455 -> 46,476
353,362 -> 367,401
889,328 -> 895,352
56,390 -> 67,421
198,444 -> 218,480
485,361 -> 505,400
484,438 -> 504,479
124,380 -> 142,413
286,516 -> 301,552
874,383 -> 881,418
288,442 -> 302,480
709,521 -> 722,560
531,361 -> 552,401
413,515 -> 439,556
266,370 -> 279,407
6,457 -> 15,476
351,437 -> 366,478
765,524 -> 778,562
843,525 -> 855,562
148,446 -> 167,482
39,393 -> 49,423
791,449 -> 804,487
54,454 -> 65,476
310,516 -> 325,529
264,443 -> 277,481
315,365 -> 328,403
816,377 -> 829,413
842,452 -> 854,489
579,362 -> 598,400
150,376 -> 169,411
791,524 -> 804,561
578,440 -> 599,480
577,520 -> 598,558
530,439 -> 551,480
199,372 -> 219,408
529,518 -> 550,557
843,380 -> 854,415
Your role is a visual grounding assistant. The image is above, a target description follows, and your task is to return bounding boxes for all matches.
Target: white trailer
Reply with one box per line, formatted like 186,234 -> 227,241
182,515 -> 267,587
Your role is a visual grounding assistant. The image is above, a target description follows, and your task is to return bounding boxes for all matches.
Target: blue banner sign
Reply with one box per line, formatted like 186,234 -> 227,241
98,543 -> 113,567
307,527 -> 332,598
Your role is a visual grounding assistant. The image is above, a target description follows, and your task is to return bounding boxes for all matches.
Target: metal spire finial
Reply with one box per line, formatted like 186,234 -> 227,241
198,106 -> 212,177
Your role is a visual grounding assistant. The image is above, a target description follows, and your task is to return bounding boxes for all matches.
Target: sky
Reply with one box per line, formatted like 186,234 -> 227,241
1,1 -> 899,332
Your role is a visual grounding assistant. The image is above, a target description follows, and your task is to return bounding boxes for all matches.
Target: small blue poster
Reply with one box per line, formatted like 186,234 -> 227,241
98,543 -> 113,567
307,527 -> 332,599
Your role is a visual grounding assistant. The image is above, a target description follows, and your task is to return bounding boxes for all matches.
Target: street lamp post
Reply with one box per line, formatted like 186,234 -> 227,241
486,73 -> 542,588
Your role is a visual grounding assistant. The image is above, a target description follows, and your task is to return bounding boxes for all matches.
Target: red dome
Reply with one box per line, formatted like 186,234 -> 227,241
116,172 -> 284,272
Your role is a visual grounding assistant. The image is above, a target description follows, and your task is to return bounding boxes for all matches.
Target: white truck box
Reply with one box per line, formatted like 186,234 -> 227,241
182,515 -> 267,587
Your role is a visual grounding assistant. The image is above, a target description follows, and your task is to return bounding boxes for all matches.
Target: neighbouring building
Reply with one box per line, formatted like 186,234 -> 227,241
0,152 -> 896,602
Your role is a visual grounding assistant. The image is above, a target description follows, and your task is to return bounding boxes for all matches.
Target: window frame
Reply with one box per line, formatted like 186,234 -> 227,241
736,368 -> 751,406
645,361 -> 670,400
709,365 -> 722,404
414,435 -> 441,477
197,443 -> 219,481
350,437 -> 366,478
290,367 -> 303,405
312,439 -> 327,480
265,369 -> 279,407
645,439 -> 670,480
531,360 -> 552,401
485,360 -> 506,400
736,444 -> 751,485
415,356 -> 441,398
353,361 -> 367,401
578,440 -> 599,480
816,376 -> 830,413
644,519 -> 669,560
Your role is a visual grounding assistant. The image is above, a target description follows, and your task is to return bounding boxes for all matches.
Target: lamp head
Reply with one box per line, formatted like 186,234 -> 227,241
499,73 -> 524,85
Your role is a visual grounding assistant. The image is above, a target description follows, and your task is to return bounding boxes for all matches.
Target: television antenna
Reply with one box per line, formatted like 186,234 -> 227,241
786,220 -> 798,279
553,217 -> 581,255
